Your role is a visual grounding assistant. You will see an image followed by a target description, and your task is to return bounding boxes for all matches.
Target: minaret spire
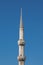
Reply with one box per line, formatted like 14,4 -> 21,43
17,8 -> 26,65
19,8 -> 24,39
20,8 -> 23,28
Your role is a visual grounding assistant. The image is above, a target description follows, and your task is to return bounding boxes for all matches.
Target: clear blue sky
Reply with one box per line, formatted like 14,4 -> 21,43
0,0 -> 43,65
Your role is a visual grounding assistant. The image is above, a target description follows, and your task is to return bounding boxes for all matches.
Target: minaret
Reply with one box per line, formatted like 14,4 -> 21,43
17,8 -> 26,65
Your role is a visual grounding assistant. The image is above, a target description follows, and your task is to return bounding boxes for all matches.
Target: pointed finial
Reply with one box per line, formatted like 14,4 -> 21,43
20,8 -> 23,28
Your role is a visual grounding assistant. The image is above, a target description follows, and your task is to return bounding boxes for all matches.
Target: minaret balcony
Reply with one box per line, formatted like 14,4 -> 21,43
18,39 -> 25,46
17,56 -> 26,61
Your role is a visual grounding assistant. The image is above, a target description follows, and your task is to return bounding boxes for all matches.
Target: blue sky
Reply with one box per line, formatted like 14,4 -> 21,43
0,0 -> 43,65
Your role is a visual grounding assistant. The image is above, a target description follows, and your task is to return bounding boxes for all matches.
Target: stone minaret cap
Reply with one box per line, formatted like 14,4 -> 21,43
20,8 -> 24,28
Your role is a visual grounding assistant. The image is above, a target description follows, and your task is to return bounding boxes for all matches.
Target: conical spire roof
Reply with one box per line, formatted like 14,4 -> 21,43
20,8 -> 23,28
